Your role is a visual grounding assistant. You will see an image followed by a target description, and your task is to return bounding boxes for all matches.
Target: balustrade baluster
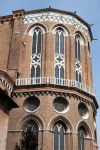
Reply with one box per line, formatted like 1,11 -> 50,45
15,78 -> 94,96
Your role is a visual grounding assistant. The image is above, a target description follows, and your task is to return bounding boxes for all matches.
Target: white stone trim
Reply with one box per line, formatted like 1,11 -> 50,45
23,11 -> 89,36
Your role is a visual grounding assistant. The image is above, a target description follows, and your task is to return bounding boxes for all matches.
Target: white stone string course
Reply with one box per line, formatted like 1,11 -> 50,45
16,77 -> 95,96
23,11 -> 89,36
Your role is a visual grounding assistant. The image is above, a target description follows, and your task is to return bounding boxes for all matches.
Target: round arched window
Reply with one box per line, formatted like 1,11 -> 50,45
24,96 -> 40,112
78,103 -> 89,119
53,97 -> 69,113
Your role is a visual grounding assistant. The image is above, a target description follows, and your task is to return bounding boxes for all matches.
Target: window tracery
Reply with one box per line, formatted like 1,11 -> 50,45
54,121 -> 67,150
31,27 -> 42,78
55,28 -> 65,79
53,97 -> 69,113
78,126 -> 87,150
24,96 -> 40,112
75,34 -> 82,82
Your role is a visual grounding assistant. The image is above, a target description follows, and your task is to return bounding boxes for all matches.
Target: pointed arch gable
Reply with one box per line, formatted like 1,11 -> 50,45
74,31 -> 86,45
27,23 -> 47,36
16,114 -> 45,130
48,115 -> 73,132
76,121 -> 92,138
51,24 -> 71,36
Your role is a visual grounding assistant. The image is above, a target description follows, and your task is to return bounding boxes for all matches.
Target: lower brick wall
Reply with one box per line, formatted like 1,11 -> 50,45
0,109 -> 8,150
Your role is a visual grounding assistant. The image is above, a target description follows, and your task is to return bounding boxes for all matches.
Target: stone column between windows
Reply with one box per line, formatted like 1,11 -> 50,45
88,55 -> 93,89
41,33 -> 46,77
42,130 -> 54,150
81,45 -> 86,85
65,36 -> 70,79
72,132 -> 78,150
69,35 -> 75,80
45,32 -> 54,77
65,133 -> 73,150
84,45 -> 88,86
85,138 -> 94,150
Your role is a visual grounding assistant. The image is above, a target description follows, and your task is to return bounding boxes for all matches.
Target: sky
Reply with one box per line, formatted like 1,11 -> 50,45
0,0 -> 100,148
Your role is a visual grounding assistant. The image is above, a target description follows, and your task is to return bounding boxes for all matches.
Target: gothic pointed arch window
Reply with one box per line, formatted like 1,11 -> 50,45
75,34 -> 82,83
55,27 -> 65,79
78,126 -> 87,150
54,121 -> 67,150
75,35 -> 81,61
31,27 -> 42,78
21,120 -> 39,150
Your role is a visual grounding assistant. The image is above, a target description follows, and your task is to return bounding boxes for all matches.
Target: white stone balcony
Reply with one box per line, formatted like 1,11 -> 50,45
16,77 -> 95,96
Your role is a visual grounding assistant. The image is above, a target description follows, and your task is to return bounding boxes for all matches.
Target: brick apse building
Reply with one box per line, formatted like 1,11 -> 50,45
0,7 -> 99,150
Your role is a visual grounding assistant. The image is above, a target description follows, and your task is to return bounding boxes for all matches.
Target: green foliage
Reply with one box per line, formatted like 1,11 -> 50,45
15,124 -> 38,150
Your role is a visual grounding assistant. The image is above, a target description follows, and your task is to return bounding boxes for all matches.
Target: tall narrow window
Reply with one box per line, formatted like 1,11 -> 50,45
75,34 -> 82,83
94,129 -> 97,143
55,28 -> 65,79
75,70 -> 82,83
54,121 -> 67,150
75,35 -> 81,61
31,27 -> 42,78
22,120 -> 38,150
78,126 -> 86,150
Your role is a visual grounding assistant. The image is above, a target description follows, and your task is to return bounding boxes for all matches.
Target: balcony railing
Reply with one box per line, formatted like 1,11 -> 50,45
16,77 -> 95,96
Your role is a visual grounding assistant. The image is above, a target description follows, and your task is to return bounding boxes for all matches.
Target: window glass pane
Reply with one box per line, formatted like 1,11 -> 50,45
24,121 -> 38,150
36,65 -> 40,77
75,38 -> 77,59
55,32 -> 59,54
54,122 -> 66,150
60,127 -> 64,150
75,36 -> 81,61
37,30 -> 41,54
76,71 -> 78,82
94,130 -> 97,142
78,134 -> 81,150
78,127 -> 86,150
54,126 -> 58,150
79,73 -> 81,83
60,66 -> 64,79
55,66 -> 59,78
60,32 -> 64,54
82,138 -> 85,150
32,32 -> 36,54
78,39 -> 80,61
31,66 -> 35,77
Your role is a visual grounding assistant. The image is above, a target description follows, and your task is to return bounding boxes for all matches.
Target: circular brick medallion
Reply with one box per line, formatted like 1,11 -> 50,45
53,97 -> 69,113
24,96 -> 40,112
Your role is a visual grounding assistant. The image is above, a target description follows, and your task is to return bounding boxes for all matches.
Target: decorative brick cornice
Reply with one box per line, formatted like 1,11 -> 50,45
0,70 -> 15,96
0,15 -> 13,24
12,9 -> 25,19
12,86 -> 96,112
24,7 -> 93,40
0,9 -> 25,24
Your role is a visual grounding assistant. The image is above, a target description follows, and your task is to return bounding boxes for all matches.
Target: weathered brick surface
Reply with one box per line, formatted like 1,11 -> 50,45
0,8 -> 98,150
0,109 -> 8,150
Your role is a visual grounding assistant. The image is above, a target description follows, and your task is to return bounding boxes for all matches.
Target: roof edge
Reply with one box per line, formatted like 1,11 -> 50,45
25,7 -> 93,40
0,7 -> 93,40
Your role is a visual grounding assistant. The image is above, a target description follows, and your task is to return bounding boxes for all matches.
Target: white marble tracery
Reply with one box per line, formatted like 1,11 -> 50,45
23,11 -> 89,36
75,60 -> 82,73
31,54 -> 41,69
75,59 -> 82,82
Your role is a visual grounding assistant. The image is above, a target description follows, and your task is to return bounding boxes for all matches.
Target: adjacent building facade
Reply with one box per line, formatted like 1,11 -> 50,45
0,7 -> 99,150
